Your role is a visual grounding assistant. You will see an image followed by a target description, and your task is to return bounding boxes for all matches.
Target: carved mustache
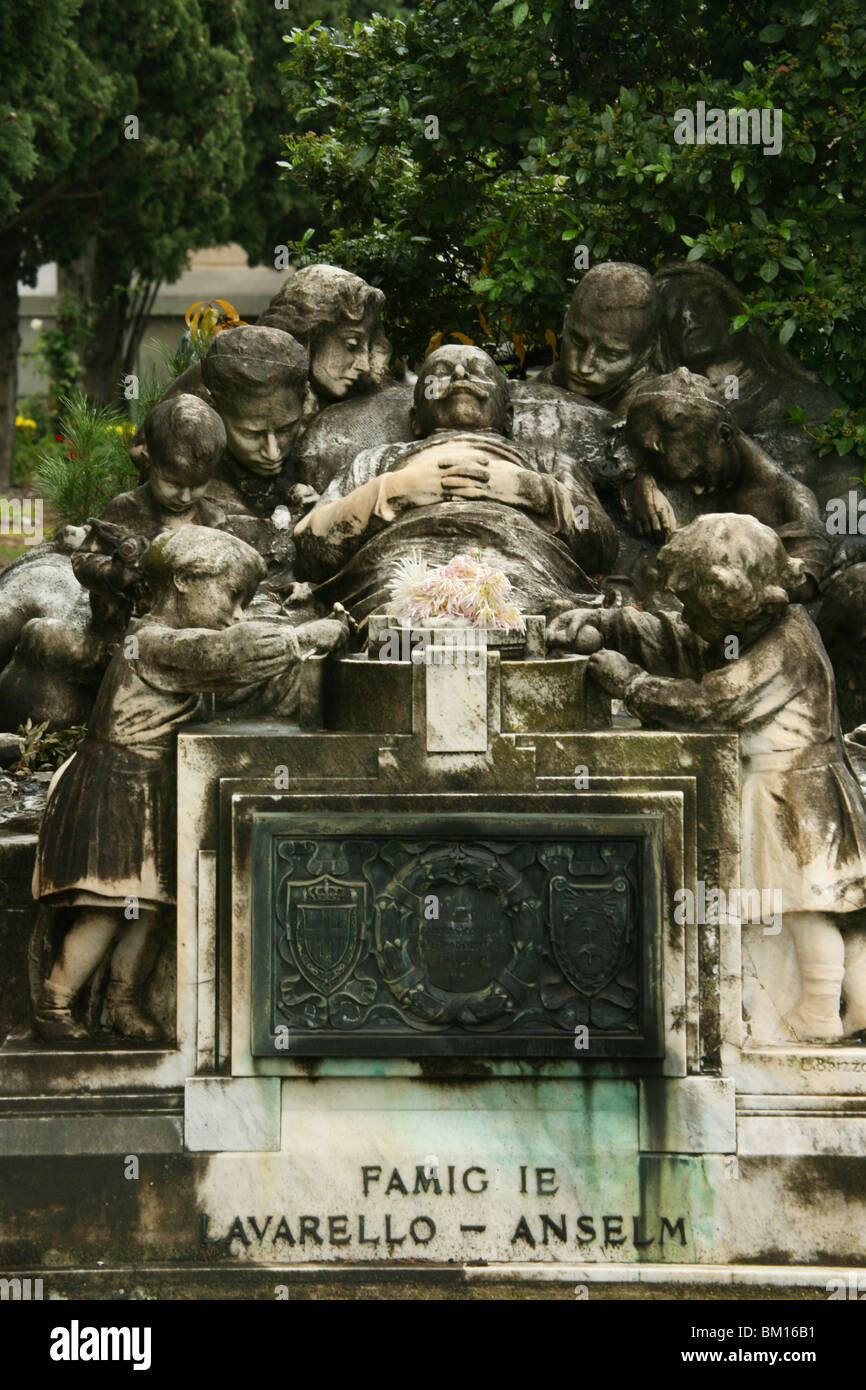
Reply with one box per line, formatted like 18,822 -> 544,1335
435,377 -> 491,400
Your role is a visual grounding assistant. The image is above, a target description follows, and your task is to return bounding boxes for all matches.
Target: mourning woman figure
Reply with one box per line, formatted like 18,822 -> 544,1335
259,264 -> 392,407
617,368 -> 831,599
129,265 -> 391,474
655,261 -> 843,503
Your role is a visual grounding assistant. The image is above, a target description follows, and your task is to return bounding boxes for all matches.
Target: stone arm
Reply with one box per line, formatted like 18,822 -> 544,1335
618,471 -> 679,542
72,550 -> 128,603
293,469 -> 414,581
130,621 -> 302,694
545,451 -> 618,573
602,606 -> 709,680
617,640 -> 797,733
292,442 -> 415,580
735,438 -> 830,594
71,551 -> 144,611
294,434 -> 609,581
71,520 -> 151,618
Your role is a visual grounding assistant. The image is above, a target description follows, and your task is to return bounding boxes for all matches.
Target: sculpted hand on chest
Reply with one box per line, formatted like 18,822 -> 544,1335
382,348 -> 543,511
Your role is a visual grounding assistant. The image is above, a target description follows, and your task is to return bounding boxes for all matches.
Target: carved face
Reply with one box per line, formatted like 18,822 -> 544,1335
628,399 -> 738,496
149,461 -> 210,515
173,574 -> 247,630
219,390 -> 305,476
666,562 -> 757,641
413,346 -> 510,435
659,516 -> 788,642
662,285 -> 739,370
560,307 -> 645,400
310,310 -> 378,399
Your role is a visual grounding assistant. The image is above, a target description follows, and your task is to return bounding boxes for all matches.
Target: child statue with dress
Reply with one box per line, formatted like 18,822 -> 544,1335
33,526 -> 348,1042
549,512 -> 866,1042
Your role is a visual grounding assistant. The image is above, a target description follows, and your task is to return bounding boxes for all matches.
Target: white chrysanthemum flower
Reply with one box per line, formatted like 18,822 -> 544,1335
388,548 -> 429,614
388,548 -> 525,631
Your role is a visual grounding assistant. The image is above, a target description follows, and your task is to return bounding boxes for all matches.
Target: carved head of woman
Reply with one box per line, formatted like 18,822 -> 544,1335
625,369 -> 740,497
259,265 -> 390,402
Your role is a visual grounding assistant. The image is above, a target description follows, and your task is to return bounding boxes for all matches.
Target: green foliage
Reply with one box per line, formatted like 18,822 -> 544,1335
29,293 -> 96,410
13,397 -> 62,485
35,394 -> 137,525
11,720 -> 87,776
0,0 -> 258,483
0,0 -> 406,282
2,1 -> 253,284
790,404 -> 866,464
149,335 -> 202,383
278,0 -> 866,455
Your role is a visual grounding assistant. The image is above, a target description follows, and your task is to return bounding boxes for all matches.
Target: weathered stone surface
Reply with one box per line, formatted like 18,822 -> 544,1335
639,1078 -> 736,1154
0,733 -> 23,766
565,513 -> 866,1046
294,345 -> 616,627
424,643 -> 488,751
537,262 -> 662,412
185,1077 -> 281,1153
655,259 -> 847,505
5,255 -> 866,1288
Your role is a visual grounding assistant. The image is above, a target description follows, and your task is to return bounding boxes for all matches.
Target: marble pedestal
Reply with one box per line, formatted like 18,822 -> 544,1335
1,650 -> 866,1291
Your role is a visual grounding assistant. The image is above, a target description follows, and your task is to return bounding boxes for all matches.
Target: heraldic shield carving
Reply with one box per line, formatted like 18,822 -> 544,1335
287,873 -> 367,997
547,874 -> 631,995
251,812 -> 664,1058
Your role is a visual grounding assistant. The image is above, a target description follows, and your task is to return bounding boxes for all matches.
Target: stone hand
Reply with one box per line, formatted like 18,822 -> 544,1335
588,648 -> 642,696
625,473 -> 678,541
287,483 -> 319,514
109,556 -> 146,593
384,456 -> 453,509
439,457 -> 541,508
547,607 -> 608,652
219,621 -> 302,682
297,604 -> 353,657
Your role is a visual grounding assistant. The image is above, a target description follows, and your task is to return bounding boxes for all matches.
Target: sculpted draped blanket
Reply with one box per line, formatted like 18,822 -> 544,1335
295,431 -> 614,623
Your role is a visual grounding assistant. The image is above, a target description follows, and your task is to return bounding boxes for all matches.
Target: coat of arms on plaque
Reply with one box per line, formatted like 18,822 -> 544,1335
285,873 -> 367,996
254,821 -> 659,1054
546,874 -> 632,995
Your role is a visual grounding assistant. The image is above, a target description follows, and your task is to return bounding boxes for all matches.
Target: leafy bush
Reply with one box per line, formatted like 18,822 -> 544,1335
279,0 -> 866,458
12,720 -> 87,776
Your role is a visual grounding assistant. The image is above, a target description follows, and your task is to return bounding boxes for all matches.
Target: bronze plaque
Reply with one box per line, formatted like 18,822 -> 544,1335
250,810 -> 664,1057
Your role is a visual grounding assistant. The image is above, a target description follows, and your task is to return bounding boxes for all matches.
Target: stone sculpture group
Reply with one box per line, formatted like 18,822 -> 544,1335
5,258 -> 866,1048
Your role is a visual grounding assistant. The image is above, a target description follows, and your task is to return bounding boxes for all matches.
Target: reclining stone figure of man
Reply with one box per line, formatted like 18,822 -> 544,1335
293,344 -> 618,629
